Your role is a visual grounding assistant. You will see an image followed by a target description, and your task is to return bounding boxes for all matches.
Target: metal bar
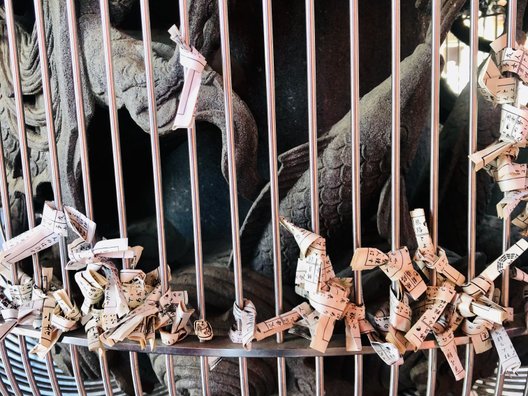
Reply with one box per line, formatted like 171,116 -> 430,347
33,1 -> 87,395
216,0 -> 250,394
349,0 -> 363,395
425,0 -> 441,394
4,1 -> 54,393
261,0 -> 287,394
99,0 -> 145,387
0,369 -> 9,396
0,133 -> 22,396
9,324 -> 528,356
462,2 -> 479,395
99,0 -> 127,239
65,0 -> 93,219
304,0 -> 324,394
389,0 -> 400,394
137,1 -> 177,395
495,1 -> 516,394
177,0 -> 211,394
64,2 -> 102,394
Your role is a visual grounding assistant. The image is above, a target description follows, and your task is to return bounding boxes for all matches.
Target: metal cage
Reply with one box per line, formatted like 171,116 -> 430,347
0,0 -> 525,395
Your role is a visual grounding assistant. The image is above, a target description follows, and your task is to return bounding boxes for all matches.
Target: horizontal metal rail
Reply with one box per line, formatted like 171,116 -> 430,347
8,322 -> 527,358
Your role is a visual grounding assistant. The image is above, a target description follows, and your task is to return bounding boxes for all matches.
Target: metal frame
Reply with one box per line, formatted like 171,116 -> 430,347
0,0 -> 524,395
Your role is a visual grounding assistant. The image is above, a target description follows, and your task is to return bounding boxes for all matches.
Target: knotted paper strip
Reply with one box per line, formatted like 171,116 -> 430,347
0,202 -> 67,275
405,282 -> 456,350
158,289 -> 194,345
168,25 -> 207,129
31,289 -> 81,359
229,299 -> 256,350
351,246 -> 426,300
478,56 -> 517,105
254,302 -> 311,341
410,209 -> 465,285
194,319 -> 214,342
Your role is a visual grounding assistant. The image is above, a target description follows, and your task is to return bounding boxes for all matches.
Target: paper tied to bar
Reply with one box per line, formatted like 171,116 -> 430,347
463,239 -> 528,298
5,271 -> 33,312
31,289 -> 81,359
75,264 -> 107,315
500,46 -> 528,85
494,154 -> 528,192
157,289 -> 194,345
84,308 -> 103,352
194,319 -> 214,342
64,205 -> 95,243
350,246 -> 426,300
497,189 -> 528,219
500,104 -> 528,144
253,302 -> 311,342
405,282 -> 456,350
343,303 -> 368,352
469,141 -> 517,173
0,202 -> 67,276
513,204 -> 528,233
367,331 -> 404,366
460,316 -> 493,354
479,56 -> 517,105
0,282 -> 17,339
389,283 -> 411,334
100,298 -> 160,348
168,25 -> 207,129
510,266 -> 528,283
120,269 -> 156,309
410,209 -> 465,285
99,263 -> 130,331
16,267 -> 55,327
67,237 -> 142,271
229,299 -> 256,350
98,269 -> 161,349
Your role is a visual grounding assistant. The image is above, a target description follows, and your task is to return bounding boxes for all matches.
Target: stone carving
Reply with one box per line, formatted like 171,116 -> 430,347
240,0 -> 468,283
0,0 -> 261,239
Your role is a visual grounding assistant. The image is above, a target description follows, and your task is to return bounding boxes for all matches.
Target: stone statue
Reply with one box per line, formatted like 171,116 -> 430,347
0,0 -> 527,395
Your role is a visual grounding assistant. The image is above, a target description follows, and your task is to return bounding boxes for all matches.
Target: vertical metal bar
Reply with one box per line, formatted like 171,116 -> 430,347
216,0 -> 250,394
64,1 -> 113,394
33,0 -> 86,395
65,0 -> 93,219
462,1 -> 479,395
4,1 -> 52,394
0,133 -> 22,396
99,0 -> 127,239
98,0 -> 144,394
304,0 -> 324,394
426,0 -> 441,394
457,39 -> 461,92
349,1 -> 363,395
0,370 -> 9,396
261,0 -> 287,395
495,2 -> 516,395
389,0 -> 400,395
137,1 -> 177,395
176,0 -> 211,394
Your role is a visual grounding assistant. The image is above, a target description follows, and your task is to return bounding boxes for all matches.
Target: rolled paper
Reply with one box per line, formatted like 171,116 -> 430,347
194,319 -> 214,342
168,25 -> 207,129
229,299 -> 256,350
351,246 -> 426,299
410,208 -> 465,285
